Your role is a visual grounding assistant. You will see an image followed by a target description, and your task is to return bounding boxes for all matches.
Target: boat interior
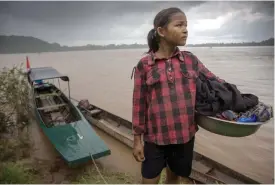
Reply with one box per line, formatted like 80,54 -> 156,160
34,83 -> 81,127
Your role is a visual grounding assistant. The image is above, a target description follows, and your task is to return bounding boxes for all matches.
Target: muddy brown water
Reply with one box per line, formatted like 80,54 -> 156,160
0,46 -> 274,183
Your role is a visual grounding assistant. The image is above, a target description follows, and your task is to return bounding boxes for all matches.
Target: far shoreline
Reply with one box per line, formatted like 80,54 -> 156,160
0,45 -> 274,55
1,35 -> 273,55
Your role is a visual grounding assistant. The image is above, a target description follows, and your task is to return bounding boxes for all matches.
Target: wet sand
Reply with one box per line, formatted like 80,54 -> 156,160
94,127 -> 142,182
29,115 -> 141,183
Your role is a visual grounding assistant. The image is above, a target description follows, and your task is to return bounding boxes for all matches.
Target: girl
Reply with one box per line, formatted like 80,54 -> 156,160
132,7 -> 224,184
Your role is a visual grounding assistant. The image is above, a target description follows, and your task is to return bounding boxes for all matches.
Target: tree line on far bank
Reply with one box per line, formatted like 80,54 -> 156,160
0,35 -> 274,54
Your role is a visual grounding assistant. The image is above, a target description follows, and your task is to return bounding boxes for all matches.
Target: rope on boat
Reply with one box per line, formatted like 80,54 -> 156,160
72,96 -> 108,184
90,153 -> 108,184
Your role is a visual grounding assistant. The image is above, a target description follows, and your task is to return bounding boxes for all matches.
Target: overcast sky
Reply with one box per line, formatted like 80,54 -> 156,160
0,1 -> 274,46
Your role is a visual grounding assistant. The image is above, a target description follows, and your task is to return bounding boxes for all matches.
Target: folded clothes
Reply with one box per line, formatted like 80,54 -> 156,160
237,114 -> 257,123
216,110 -> 238,121
238,102 -> 273,122
215,102 -> 273,123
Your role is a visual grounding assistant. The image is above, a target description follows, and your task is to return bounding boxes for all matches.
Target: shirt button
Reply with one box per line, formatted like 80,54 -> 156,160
168,67 -> 172,71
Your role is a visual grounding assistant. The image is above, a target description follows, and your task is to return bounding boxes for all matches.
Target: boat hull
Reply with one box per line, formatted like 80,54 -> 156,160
77,102 -> 260,184
31,85 -> 110,166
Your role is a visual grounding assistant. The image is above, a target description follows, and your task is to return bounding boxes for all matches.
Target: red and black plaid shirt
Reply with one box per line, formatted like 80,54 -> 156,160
132,47 -> 223,145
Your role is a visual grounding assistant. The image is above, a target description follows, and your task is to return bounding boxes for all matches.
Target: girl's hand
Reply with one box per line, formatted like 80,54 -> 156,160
133,140 -> 145,162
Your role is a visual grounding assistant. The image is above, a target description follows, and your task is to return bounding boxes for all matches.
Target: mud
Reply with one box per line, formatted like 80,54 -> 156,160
28,117 -> 141,183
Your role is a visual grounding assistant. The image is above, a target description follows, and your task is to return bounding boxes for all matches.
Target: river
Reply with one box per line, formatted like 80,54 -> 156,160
0,46 -> 274,183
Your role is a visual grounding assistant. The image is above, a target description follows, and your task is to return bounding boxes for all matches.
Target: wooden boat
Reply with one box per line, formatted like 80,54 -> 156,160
75,100 -> 260,184
27,67 -> 111,165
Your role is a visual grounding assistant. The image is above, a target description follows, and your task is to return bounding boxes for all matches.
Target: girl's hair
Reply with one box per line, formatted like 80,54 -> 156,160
147,7 -> 184,53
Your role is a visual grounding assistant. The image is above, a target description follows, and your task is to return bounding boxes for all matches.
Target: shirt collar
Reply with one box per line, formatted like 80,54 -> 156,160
148,47 -> 185,66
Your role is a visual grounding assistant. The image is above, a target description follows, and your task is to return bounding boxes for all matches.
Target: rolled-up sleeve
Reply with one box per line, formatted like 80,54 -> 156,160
132,61 -> 147,135
193,54 -> 225,83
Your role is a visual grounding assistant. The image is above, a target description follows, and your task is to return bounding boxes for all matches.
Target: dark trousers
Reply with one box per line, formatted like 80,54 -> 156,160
141,137 -> 195,179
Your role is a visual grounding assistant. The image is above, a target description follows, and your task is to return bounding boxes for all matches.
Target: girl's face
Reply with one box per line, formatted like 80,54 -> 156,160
157,12 -> 188,46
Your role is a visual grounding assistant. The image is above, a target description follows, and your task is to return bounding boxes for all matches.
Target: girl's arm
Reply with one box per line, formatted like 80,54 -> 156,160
132,61 -> 147,135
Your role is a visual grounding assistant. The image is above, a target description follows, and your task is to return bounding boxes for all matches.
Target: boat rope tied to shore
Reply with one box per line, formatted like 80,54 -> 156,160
90,152 -> 108,184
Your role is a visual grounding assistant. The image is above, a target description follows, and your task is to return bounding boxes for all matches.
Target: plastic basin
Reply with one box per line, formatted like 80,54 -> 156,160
195,112 -> 267,137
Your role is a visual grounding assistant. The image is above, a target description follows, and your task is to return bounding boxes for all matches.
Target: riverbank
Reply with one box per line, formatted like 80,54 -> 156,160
0,66 -> 135,184
0,135 -> 135,184
0,108 -> 189,184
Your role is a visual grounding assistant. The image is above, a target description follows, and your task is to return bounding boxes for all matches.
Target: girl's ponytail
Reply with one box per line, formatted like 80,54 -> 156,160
147,28 -> 159,53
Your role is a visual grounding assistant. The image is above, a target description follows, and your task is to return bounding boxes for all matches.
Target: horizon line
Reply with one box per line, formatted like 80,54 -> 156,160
1,34 -> 274,47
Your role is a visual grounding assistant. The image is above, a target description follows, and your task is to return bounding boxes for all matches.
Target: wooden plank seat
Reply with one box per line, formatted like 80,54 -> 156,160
37,103 -> 67,111
89,109 -> 102,116
35,91 -> 61,98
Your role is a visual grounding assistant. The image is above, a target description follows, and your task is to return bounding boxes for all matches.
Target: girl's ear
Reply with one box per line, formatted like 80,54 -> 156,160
156,27 -> 166,38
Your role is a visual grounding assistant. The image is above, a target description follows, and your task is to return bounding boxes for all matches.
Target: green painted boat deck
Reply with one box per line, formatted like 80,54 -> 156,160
40,119 -> 111,165
34,99 -> 111,166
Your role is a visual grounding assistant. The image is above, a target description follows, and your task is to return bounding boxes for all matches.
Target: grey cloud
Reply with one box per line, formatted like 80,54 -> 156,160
185,1 -> 274,43
193,5 -> 274,42
186,1 -> 273,20
195,18 -> 274,43
250,1 -> 274,16
0,1 -> 273,45
0,1 -> 201,25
